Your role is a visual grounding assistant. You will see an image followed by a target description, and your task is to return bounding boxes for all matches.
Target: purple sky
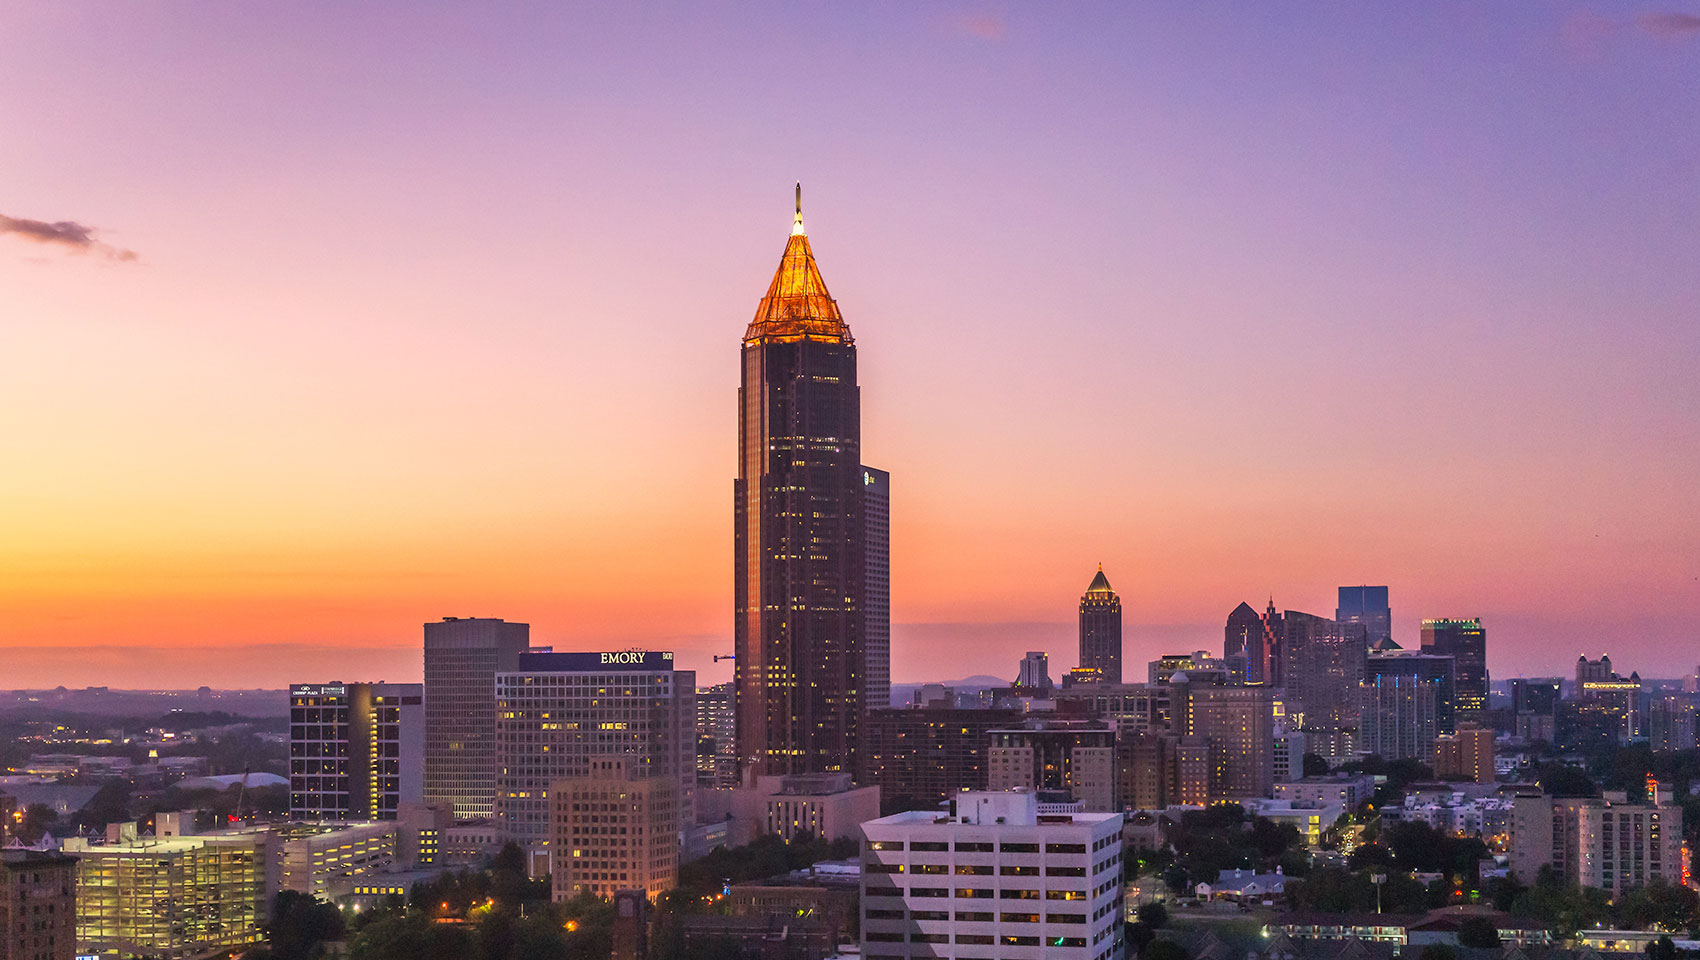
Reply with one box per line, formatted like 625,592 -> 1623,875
2,3 -> 1698,689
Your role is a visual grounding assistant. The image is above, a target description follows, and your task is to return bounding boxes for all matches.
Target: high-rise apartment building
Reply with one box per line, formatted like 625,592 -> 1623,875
861,707 -> 1024,813
551,756 -> 678,901
1432,723 -> 1494,784
1336,586 -> 1392,648
289,681 -> 424,821
1421,619 -> 1486,716
864,465 -> 891,713
1572,655 -> 1643,742
1170,677 -> 1274,800
1360,652 -> 1455,761
860,790 -> 1124,960
1015,652 -> 1053,694
1510,786 -> 1685,896
1649,695 -> 1697,752
1284,612 -> 1367,764
987,722 -> 1117,812
423,617 -> 530,819
1078,567 -> 1123,684
0,850 -> 75,960
696,681 -> 737,786
1510,678 -> 1562,743
735,189 -> 866,778
494,651 -> 694,847
1116,729 -> 1179,810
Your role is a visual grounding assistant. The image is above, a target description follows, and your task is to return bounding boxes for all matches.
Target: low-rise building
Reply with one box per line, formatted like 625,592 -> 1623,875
1273,775 -> 1376,810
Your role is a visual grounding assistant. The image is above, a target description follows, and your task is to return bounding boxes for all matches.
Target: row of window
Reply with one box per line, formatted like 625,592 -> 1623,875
866,888 -> 1087,901
868,864 -> 1089,877
870,840 -> 1096,854
866,933 -> 1090,947
865,910 -> 1087,924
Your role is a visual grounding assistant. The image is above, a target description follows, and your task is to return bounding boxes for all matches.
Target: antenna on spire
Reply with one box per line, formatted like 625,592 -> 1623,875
792,181 -> 805,235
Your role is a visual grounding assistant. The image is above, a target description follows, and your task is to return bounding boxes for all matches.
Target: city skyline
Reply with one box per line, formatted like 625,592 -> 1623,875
6,4 -> 1700,689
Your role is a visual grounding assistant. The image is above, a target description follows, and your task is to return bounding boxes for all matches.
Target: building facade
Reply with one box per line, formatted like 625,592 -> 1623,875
0,850 -> 75,960
551,756 -> 678,901
1510,787 -> 1686,896
1078,568 -> 1123,685
864,465 -> 891,712
1431,724 -> 1494,784
1360,652 -> 1455,761
735,191 -> 867,778
861,707 -> 1024,813
987,723 -> 1117,812
1336,586 -> 1392,649
423,617 -> 530,818
288,681 -> 423,821
1283,612 -> 1368,764
1420,619 -> 1486,717
860,790 -> 1124,960
1510,678 -> 1562,743
696,681 -> 737,786
1170,678 -> 1274,800
494,650 -> 694,847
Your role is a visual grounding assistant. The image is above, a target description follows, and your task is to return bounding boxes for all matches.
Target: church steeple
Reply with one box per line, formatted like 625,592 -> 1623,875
745,185 -> 851,345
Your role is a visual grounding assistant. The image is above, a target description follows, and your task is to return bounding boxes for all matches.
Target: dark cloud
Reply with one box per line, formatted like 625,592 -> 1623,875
0,212 -> 138,261
1637,11 -> 1700,36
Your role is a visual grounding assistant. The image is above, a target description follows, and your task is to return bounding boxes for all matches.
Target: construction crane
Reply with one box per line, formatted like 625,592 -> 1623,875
231,764 -> 252,824
713,653 -> 736,663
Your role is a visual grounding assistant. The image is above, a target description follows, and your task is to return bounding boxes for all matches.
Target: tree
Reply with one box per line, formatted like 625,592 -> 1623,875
265,890 -> 345,960
1418,946 -> 1457,960
1457,916 -> 1502,949
1126,922 -> 1156,956
1303,753 -> 1331,777
1142,940 -> 1190,960
1646,936 -> 1678,960
349,913 -> 476,960
1137,903 -> 1168,929
1615,881 -> 1700,932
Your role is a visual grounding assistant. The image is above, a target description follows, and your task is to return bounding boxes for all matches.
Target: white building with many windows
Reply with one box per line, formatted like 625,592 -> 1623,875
860,790 -> 1123,960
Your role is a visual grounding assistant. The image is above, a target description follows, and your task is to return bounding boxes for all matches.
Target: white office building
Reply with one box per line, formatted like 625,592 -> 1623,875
860,790 -> 1123,960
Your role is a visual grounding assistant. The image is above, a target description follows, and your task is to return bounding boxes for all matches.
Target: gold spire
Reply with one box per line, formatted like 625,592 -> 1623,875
1085,566 -> 1115,594
745,185 -> 851,345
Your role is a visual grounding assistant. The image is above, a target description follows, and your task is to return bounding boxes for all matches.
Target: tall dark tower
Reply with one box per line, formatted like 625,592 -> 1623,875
1077,566 -> 1123,684
735,186 -> 865,778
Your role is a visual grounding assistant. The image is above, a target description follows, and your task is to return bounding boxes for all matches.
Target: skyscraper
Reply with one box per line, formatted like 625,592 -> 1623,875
862,465 -> 891,712
735,187 -> 865,777
1283,611 -> 1368,764
1078,566 -> 1123,684
289,681 -> 424,821
1360,652 -> 1455,761
423,617 -> 530,818
1337,585 -> 1392,648
1224,601 -> 1261,683
1421,618 -> 1487,716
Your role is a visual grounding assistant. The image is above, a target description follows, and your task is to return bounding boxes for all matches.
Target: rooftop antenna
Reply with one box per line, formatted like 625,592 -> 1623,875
792,181 -> 805,235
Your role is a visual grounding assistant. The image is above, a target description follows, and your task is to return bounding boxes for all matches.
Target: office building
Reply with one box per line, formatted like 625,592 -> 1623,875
987,722 -> 1117,812
1283,612 -> 1367,764
1336,586 -> 1392,648
1147,651 -> 1229,686
1224,602 -> 1261,684
494,650 -> 695,847
423,617 -> 530,818
1272,726 -> 1306,784
1170,677 -> 1274,800
735,188 -> 867,778
1116,729 -> 1178,811
719,772 -> 881,844
65,828 -> 271,960
1649,695 -> 1697,752
860,790 -> 1124,960
696,681 -> 737,786
1078,567 -> 1123,684
1015,652 -> 1053,694
1432,724 -> 1494,784
861,707 -> 1023,813
0,850 -> 75,960
1360,652 -> 1455,761
864,465 -> 891,712
1510,678 -> 1562,743
1573,657 -> 1643,742
1054,683 -> 1169,732
551,756 -> 678,901
288,681 -> 423,821
1510,786 -> 1685,895
1421,619 -> 1487,716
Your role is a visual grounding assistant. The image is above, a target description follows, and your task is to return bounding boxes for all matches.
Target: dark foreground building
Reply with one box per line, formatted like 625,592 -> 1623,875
735,188 -> 866,777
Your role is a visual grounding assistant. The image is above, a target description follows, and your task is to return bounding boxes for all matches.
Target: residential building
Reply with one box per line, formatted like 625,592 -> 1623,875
861,707 -> 1023,812
696,681 -> 737,786
1360,653 -> 1455,761
0,850 -> 75,960
1170,677 -> 1274,800
864,465 -> 892,713
1431,724 -> 1494,784
735,192 -> 868,778
1116,729 -> 1178,811
423,617 -> 530,818
1078,567 -> 1123,685
1421,619 -> 1486,717
860,790 -> 1124,960
1649,695 -> 1697,752
288,681 -> 423,821
1509,785 -> 1686,895
551,756 -> 678,900
494,650 -> 695,847
988,722 -> 1117,812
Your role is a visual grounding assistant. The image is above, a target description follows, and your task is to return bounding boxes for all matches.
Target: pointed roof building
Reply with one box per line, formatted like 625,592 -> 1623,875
744,183 -> 851,345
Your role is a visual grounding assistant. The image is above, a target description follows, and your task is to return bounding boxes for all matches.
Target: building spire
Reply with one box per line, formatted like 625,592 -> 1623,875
792,181 -> 805,236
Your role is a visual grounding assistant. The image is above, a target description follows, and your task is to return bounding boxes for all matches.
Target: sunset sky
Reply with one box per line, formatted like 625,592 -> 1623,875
3,3 -> 1698,689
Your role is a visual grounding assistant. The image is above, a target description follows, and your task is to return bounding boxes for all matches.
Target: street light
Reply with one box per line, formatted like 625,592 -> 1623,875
1371,874 -> 1387,915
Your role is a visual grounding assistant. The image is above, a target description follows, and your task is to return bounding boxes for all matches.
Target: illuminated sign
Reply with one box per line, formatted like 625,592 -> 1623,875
514,651 -> 676,672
